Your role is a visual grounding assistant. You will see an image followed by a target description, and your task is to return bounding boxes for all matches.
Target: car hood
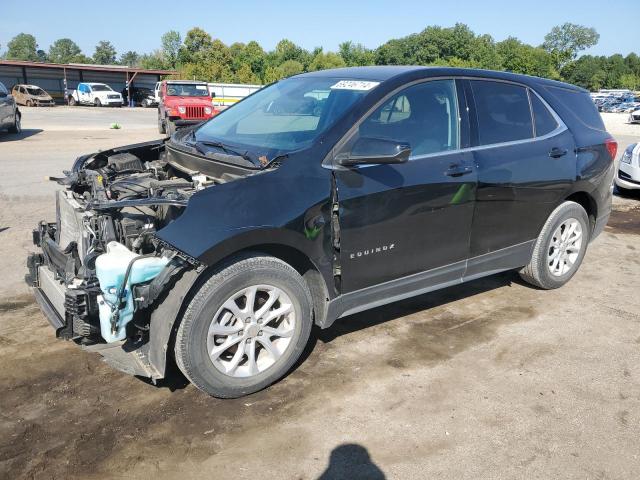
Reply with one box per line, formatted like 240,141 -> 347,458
95,91 -> 121,97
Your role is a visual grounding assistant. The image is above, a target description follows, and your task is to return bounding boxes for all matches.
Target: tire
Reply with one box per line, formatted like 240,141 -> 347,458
166,119 -> 176,137
69,96 -> 77,106
519,201 -> 590,290
157,111 -> 166,134
175,254 -> 313,398
94,98 -> 102,107
8,112 -> 21,134
26,100 -> 33,107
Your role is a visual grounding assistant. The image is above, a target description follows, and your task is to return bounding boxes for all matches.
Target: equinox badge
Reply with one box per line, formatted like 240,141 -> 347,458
349,243 -> 396,260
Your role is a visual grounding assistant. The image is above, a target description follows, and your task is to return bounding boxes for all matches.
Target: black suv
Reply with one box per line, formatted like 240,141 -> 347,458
27,67 -> 616,398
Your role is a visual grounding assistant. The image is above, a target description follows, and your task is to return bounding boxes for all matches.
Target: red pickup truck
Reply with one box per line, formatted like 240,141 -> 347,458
157,80 -> 218,136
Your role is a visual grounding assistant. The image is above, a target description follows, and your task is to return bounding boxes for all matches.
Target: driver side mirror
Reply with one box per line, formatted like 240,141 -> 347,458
211,92 -> 216,98
336,137 -> 411,166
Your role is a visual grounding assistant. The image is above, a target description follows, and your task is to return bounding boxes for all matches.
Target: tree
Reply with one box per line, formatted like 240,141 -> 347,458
119,51 -> 140,67
6,33 -> 38,61
619,73 -> 639,91
308,50 -> 345,71
93,40 -> 117,64
139,50 -> 167,70
48,38 -> 82,63
179,27 -> 213,64
161,30 -> 181,68
339,41 -> 375,66
542,23 -> 599,71
497,37 -> 557,78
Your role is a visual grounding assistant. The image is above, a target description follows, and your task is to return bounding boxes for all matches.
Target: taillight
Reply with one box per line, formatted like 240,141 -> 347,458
605,138 -> 618,161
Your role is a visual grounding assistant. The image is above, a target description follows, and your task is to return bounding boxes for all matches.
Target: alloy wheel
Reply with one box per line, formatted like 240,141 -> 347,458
206,285 -> 296,378
547,218 -> 582,277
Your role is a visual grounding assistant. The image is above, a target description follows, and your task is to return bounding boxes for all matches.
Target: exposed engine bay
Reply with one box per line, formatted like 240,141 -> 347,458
27,139 -> 259,351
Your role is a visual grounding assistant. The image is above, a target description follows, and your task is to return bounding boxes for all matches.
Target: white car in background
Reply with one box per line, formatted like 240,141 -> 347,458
616,143 -> 640,194
629,108 -> 640,124
67,83 -> 123,107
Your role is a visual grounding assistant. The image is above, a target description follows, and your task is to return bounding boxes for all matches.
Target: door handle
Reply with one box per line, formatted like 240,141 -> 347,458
445,165 -> 473,177
549,147 -> 568,158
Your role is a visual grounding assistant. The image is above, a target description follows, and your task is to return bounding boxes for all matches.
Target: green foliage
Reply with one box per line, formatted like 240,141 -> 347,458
542,23 -> 600,71
339,41 -> 375,66
48,38 -> 82,64
93,40 -> 117,64
161,30 -> 181,68
119,51 -> 140,67
6,33 -> 39,61
3,24 -> 637,91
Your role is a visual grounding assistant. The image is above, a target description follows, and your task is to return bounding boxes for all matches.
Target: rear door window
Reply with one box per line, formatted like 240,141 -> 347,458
530,92 -> 559,137
471,80 -> 533,145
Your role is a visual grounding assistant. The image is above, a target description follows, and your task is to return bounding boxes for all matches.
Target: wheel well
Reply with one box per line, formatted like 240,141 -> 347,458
566,191 -> 597,232
227,244 -> 330,327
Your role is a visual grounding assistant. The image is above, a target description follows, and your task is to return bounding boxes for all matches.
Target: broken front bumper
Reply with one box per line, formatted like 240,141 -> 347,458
26,230 -> 164,379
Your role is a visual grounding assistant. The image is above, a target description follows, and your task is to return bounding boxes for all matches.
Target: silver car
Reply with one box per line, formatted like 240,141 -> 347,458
0,81 -> 21,134
615,143 -> 640,193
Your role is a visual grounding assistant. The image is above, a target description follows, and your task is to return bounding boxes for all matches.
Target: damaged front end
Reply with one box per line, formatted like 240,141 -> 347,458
26,138 -> 258,379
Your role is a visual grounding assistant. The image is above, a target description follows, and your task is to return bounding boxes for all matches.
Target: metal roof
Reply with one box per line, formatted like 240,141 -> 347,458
0,59 -> 176,76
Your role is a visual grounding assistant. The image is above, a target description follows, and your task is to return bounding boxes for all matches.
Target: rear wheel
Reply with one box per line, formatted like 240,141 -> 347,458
519,201 -> 590,289
175,255 -> 313,398
8,111 -> 21,134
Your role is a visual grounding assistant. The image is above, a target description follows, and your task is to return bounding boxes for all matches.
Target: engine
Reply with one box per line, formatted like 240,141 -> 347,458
29,146 -> 212,344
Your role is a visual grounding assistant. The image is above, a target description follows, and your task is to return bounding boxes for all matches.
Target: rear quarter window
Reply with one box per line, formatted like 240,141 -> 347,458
543,86 -> 605,131
530,92 -> 559,137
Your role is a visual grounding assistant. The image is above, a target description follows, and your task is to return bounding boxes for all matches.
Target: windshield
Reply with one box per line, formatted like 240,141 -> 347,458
194,77 -> 376,155
27,87 -> 46,96
166,83 -> 210,97
91,84 -> 112,92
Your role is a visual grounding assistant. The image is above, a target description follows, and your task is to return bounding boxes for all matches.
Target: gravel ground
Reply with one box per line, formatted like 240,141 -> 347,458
0,108 -> 638,480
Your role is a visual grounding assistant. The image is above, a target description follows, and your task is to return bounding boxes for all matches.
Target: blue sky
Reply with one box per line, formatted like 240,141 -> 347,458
0,0 -> 636,58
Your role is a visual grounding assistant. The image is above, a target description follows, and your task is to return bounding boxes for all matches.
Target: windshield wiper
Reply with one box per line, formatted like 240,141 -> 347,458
195,140 -> 260,167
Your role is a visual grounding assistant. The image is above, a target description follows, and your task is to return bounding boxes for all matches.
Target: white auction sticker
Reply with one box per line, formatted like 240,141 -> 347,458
330,80 -> 380,91
196,85 -> 208,90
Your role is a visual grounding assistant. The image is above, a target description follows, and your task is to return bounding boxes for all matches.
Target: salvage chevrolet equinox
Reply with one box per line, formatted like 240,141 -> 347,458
27,67 -> 617,398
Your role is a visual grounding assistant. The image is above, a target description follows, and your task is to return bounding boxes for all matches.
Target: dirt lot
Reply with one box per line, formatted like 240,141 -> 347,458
0,108 -> 639,480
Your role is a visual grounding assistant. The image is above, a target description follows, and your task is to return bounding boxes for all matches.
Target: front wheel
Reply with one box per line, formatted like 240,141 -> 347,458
94,98 -> 102,107
69,96 -> 77,106
519,201 -> 590,289
157,112 -> 166,134
175,255 -> 313,398
166,119 -> 176,137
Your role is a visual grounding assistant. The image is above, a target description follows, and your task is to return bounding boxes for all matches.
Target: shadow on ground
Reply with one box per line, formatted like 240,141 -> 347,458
0,129 -> 43,142
317,444 -> 386,480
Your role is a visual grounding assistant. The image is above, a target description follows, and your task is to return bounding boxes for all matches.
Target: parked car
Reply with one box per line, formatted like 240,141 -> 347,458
121,86 -> 158,108
27,67 -> 616,398
157,80 -> 218,136
629,108 -> 640,124
11,84 -> 55,107
0,81 -> 21,134
67,83 -> 123,107
615,143 -> 640,194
